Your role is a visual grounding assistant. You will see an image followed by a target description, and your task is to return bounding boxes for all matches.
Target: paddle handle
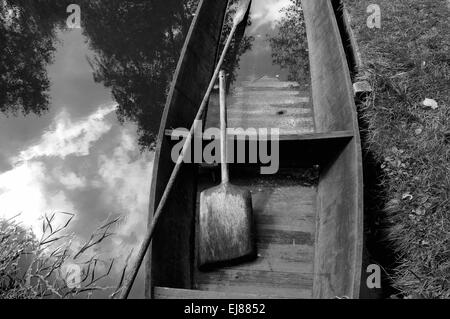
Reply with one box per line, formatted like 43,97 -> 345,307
119,0 -> 252,299
219,70 -> 229,184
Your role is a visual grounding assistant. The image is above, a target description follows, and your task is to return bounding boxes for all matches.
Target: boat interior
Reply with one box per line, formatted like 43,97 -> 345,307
147,0 -> 362,299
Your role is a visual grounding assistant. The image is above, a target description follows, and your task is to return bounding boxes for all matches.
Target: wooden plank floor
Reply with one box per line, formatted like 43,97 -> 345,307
168,76 -> 317,299
192,171 -> 317,299
205,76 -> 315,133
155,78 -> 318,299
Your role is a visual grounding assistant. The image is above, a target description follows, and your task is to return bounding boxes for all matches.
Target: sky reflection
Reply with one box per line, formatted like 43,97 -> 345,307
0,28 -> 152,298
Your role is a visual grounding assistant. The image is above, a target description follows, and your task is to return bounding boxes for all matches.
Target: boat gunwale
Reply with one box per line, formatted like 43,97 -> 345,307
302,0 -> 363,298
145,0 -> 230,298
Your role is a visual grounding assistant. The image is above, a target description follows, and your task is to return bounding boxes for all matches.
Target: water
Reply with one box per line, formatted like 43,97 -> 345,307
206,0 -> 312,133
0,0 -> 196,298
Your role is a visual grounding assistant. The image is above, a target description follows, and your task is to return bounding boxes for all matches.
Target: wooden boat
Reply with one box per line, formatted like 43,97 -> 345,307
145,0 -> 363,299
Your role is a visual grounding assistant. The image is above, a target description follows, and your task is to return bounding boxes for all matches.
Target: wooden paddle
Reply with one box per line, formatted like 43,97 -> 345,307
119,0 -> 252,299
198,70 -> 255,268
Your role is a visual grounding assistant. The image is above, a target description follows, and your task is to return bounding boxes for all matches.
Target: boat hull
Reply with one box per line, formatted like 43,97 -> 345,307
146,0 -> 363,299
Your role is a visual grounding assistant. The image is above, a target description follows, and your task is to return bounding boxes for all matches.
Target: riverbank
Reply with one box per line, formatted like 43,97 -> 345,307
344,0 -> 450,298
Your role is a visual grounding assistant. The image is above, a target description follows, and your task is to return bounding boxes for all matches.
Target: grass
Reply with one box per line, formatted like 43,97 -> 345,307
0,213 -> 124,299
344,0 -> 450,298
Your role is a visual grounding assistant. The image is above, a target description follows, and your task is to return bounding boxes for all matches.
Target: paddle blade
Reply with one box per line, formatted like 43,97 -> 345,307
198,183 -> 255,267
233,0 -> 252,25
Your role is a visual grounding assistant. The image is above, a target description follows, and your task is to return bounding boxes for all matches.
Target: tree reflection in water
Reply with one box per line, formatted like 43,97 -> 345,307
268,0 -> 310,89
83,0 -> 252,150
0,0 -> 69,116
82,0 -> 199,150
0,0 -> 252,150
